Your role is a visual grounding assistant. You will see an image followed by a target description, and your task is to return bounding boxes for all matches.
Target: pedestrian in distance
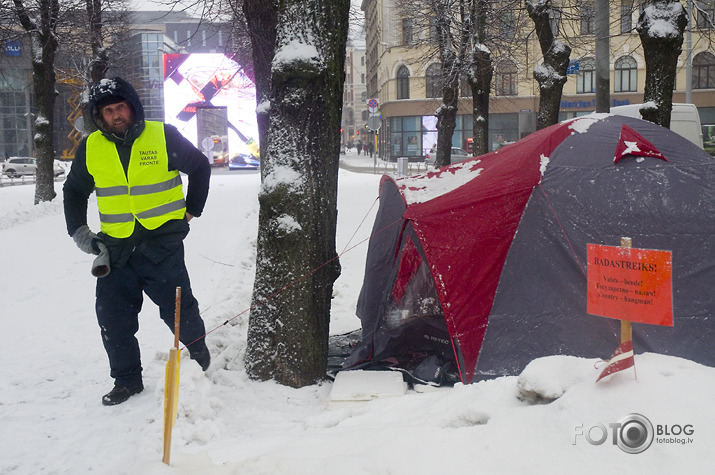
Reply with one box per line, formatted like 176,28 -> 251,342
63,77 -> 212,406
356,139 -> 362,155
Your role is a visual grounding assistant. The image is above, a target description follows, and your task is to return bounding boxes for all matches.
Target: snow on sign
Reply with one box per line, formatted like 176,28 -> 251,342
587,244 -> 673,326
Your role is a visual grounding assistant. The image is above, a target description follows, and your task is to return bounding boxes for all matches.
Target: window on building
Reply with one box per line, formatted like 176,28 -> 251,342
397,66 -> 410,99
0,69 -> 32,158
577,57 -> 595,93
402,18 -> 413,44
581,3 -> 595,35
614,56 -> 637,92
494,60 -> 518,96
693,52 -> 715,89
426,63 -> 442,99
361,91 -> 367,102
550,7 -> 561,37
389,116 -> 421,157
429,17 -> 439,42
500,12 -> 516,40
460,75 -> 472,97
697,1 -> 715,29
621,1 -> 634,34
361,73 -> 365,83
361,56 -> 365,66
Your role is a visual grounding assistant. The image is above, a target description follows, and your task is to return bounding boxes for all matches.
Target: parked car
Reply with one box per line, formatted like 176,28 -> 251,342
425,147 -> 473,166
450,147 -> 471,164
228,153 -> 260,170
2,157 -> 65,178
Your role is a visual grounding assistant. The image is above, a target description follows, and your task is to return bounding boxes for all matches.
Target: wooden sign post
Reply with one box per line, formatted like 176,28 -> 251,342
162,287 -> 182,465
619,237 -> 633,346
587,239 -> 673,326
587,238 -> 673,381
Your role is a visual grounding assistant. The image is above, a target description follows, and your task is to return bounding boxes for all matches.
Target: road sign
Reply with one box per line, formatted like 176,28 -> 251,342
367,98 -> 379,112
201,136 -> 214,151
367,116 -> 381,131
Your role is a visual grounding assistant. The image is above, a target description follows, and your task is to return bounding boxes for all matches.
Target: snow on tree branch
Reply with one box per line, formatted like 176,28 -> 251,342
638,1 -> 687,39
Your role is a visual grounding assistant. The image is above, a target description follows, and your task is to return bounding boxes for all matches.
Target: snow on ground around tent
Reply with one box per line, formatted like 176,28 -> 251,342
1,150 -> 714,474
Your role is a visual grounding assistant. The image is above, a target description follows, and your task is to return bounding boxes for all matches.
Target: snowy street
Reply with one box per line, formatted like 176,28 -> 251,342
0,149 -> 713,474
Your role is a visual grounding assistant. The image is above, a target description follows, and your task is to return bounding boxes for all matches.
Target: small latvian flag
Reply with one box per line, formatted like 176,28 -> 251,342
596,340 -> 635,382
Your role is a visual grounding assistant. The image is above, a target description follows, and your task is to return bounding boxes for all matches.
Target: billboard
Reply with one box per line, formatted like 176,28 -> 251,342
163,53 -> 258,163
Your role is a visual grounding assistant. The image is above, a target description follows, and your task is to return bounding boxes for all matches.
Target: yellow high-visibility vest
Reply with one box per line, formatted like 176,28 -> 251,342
86,121 -> 186,238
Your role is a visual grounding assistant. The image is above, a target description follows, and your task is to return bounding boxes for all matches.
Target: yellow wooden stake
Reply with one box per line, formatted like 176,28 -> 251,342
162,287 -> 182,465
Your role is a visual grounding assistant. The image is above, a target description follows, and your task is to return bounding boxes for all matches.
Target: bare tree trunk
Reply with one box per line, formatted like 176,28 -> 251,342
526,0 -> 571,129
243,0 -> 348,387
435,80 -> 459,168
242,0 -> 276,163
432,5 -> 460,168
468,0 -> 492,156
636,0 -> 687,128
81,0 -> 110,134
13,0 -> 60,204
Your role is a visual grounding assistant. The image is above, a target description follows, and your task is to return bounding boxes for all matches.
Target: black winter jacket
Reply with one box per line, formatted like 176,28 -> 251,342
63,77 -> 211,267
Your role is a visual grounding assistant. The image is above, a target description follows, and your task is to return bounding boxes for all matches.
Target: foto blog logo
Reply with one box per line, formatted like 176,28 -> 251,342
573,413 -> 695,454
573,413 -> 694,454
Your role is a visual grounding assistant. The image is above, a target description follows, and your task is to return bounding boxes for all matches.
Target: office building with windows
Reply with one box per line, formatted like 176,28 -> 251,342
341,38 -> 369,148
361,0 -> 715,159
0,10 -> 237,160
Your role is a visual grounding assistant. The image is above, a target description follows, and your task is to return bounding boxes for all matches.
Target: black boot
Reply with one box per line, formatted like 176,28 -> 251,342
102,384 -> 144,406
189,340 -> 211,371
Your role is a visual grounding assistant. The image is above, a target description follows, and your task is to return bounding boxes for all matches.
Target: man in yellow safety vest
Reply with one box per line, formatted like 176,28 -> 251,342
63,77 -> 212,406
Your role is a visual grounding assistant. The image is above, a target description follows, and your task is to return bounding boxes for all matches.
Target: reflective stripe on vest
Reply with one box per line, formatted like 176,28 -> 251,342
86,121 -> 186,238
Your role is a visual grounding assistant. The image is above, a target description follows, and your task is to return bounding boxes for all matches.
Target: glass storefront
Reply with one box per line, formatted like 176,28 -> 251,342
0,69 -> 33,158
385,113 -> 523,160
389,116 -> 422,157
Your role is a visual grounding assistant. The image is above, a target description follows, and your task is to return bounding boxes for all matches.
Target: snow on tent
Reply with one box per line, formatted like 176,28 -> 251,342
341,114 -> 715,385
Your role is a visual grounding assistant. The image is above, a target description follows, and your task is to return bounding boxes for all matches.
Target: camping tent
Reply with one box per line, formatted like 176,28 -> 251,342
342,114 -> 715,385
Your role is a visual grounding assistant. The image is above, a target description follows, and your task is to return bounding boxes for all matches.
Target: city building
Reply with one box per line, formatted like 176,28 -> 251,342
341,37 -> 369,150
361,0 -> 715,159
0,9 -> 237,160
1,36 -> 34,159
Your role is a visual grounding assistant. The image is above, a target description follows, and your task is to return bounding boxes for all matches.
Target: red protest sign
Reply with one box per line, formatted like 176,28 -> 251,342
587,244 -> 673,326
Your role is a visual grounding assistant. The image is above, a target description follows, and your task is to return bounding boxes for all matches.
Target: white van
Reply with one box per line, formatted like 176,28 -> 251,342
608,103 -> 703,149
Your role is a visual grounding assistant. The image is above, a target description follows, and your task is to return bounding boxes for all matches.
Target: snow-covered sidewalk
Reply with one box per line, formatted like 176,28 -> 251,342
1,167 -> 713,474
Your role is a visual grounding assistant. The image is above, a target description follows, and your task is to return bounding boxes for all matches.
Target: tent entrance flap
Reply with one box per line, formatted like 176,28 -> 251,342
368,236 -> 459,385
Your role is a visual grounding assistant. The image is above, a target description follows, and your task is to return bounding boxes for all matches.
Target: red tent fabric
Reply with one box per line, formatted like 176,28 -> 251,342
343,115 -> 715,384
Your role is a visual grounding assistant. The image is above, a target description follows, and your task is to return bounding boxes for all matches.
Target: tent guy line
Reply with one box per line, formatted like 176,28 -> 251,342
180,209 -> 405,353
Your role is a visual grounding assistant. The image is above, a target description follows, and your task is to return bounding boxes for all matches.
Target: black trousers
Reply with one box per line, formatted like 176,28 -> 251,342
95,242 -> 206,387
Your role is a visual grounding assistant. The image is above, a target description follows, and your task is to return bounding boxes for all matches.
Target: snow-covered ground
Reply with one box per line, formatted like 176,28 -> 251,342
1,149 -> 713,474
